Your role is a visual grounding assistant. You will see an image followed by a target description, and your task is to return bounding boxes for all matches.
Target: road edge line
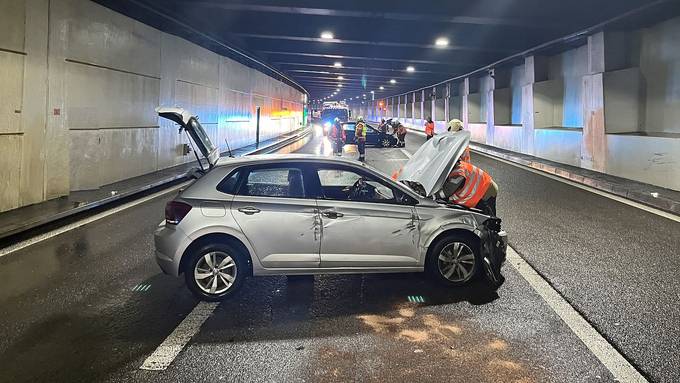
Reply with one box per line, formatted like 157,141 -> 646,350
507,246 -> 648,383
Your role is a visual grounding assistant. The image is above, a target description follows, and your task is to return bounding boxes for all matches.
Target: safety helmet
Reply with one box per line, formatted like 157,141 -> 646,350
448,119 -> 463,131
357,116 -> 364,122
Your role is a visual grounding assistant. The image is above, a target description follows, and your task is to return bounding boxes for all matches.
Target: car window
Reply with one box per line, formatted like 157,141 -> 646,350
216,169 -> 241,194
317,168 -> 395,202
238,167 -> 306,198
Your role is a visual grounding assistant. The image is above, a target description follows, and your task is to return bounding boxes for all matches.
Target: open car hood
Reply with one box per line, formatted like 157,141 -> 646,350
156,107 -> 219,168
397,131 -> 471,197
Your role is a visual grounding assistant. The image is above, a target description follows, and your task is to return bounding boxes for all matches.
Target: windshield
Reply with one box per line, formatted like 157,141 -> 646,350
187,117 -> 216,158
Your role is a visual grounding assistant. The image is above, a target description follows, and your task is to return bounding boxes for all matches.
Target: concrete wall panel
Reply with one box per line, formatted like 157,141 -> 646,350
0,135 -> 23,210
494,125 -> 523,152
58,0 -> 160,77
68,130 -> 101,190
639,16 -> 680,134
0,52 -> 24,134
468,123 -> 487,143
534,128 -> 582,167
606,134 -> 680,190
0,0 -> 26,52
65,62 -> 159,129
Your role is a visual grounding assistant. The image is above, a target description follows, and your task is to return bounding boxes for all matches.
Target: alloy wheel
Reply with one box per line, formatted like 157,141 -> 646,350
194,251 -> 237,294
437,242 -> 476,283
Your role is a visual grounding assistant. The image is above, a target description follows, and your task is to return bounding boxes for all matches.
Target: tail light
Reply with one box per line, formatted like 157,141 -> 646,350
165,201 -> 192,225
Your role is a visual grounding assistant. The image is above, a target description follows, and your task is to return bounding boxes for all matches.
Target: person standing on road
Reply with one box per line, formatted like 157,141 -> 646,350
438,159 -> 498,216
378,118 -> 388,134
355,116 -> 367,162
425,117 -> 435,140
447,118 -> 471,163
396,122 -> 407,148
329,118 -> 345,155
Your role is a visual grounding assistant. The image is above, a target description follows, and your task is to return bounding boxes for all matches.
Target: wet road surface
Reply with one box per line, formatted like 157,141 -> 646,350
0,129 -> 677,382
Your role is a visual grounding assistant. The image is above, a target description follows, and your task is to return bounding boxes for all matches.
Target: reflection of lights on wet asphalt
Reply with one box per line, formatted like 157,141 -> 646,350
316,137 -> 335,156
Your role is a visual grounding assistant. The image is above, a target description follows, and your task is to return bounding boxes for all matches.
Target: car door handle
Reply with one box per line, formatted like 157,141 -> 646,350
237,206 -> 261,215
321,210 -> 343,219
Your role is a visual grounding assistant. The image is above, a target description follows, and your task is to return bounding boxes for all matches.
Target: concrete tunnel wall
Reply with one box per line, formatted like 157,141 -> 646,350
0,0 -> 305,212
355,15 -> 680,192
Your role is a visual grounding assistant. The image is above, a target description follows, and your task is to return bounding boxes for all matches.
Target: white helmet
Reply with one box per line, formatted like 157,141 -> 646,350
357,116 -> 364,122
448,119 -> 463,131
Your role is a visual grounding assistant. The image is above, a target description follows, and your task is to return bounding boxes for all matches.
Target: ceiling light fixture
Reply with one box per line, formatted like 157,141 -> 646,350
406,66 -> 415,72
337,76 -> 344,80
379,86 -> 384,90
435,37 -> 449,47
333,62 -> 342,68
389,79 -> 396,84
320,31 -> 334,40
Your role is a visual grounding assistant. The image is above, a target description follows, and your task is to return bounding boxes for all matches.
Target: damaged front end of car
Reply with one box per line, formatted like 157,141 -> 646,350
476,217 -> 507,289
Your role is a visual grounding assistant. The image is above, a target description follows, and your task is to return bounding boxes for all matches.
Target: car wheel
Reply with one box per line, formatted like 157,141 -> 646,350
184,243 -> 246,301
380,137 -> 392,147
426,234 -> 480,286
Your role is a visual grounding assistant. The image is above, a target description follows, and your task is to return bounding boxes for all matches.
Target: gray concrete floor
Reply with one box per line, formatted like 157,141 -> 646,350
0,130 -> 677,382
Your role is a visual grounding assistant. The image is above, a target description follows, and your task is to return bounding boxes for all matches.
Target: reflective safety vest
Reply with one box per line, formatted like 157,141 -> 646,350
448,161 -> 492,208
461,147 -> 471,163
355,122 -> 367,141
425,122 -> 435,136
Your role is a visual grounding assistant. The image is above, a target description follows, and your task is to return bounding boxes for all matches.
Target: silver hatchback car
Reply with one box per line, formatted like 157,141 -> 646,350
154,108 -> 507,301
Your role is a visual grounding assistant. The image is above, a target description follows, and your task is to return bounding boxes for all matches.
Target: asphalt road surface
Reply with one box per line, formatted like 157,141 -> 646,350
0,128 -> 677,382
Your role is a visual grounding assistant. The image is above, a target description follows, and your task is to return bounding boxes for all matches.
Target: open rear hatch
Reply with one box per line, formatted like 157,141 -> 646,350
397,131 -> 471,198
156,107 -> 219,169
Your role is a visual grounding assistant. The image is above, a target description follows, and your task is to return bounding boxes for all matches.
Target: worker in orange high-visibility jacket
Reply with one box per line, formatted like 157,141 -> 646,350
438,160 -> 498,216
424,117 -> 435,140
447,119 -> 471,163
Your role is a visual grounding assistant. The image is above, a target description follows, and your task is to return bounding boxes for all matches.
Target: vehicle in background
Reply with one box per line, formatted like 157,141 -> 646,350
311,109 -> 321,119
343,121 -> 397,147
320,105 -> 349,133
154,107 -> 507,301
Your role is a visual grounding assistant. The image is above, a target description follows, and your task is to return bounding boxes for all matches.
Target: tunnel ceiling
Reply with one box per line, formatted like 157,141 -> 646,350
94,0 -> 673,101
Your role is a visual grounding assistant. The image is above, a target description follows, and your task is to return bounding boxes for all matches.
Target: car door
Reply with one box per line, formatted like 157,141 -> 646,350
230,163 -> 320,268
364,124 -> 380,145
312,164 -> 420,268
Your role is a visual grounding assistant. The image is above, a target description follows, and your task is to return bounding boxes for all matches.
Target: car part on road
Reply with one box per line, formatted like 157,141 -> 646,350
184,243 -> 246,301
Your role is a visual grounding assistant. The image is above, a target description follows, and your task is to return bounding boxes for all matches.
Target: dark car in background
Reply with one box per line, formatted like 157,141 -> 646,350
343,122 -> 397,147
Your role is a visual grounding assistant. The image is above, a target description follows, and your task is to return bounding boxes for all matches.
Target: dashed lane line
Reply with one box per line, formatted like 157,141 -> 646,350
507,246 -> 648,382
140,302 -> 219,370
0,182 -> 189,258
400,148 -> 412,159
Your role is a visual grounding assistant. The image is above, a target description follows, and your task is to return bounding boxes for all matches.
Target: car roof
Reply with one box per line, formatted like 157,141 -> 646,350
215,153 -> 367,168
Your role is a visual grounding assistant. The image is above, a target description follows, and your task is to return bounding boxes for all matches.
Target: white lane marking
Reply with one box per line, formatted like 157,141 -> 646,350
140,302 -> 218,370
473,151 -> 680,223
508,246 -> 647,382
0,182 -> 189,258
400,148 -> 412,159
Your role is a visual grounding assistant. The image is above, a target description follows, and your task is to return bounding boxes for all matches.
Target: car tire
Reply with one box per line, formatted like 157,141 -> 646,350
184,243 -> 247,301
379,137 -> 392,148
426,234 -> 481,286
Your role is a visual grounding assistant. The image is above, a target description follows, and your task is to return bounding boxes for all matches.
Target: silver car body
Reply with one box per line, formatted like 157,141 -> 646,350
153,108 -> 506,282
